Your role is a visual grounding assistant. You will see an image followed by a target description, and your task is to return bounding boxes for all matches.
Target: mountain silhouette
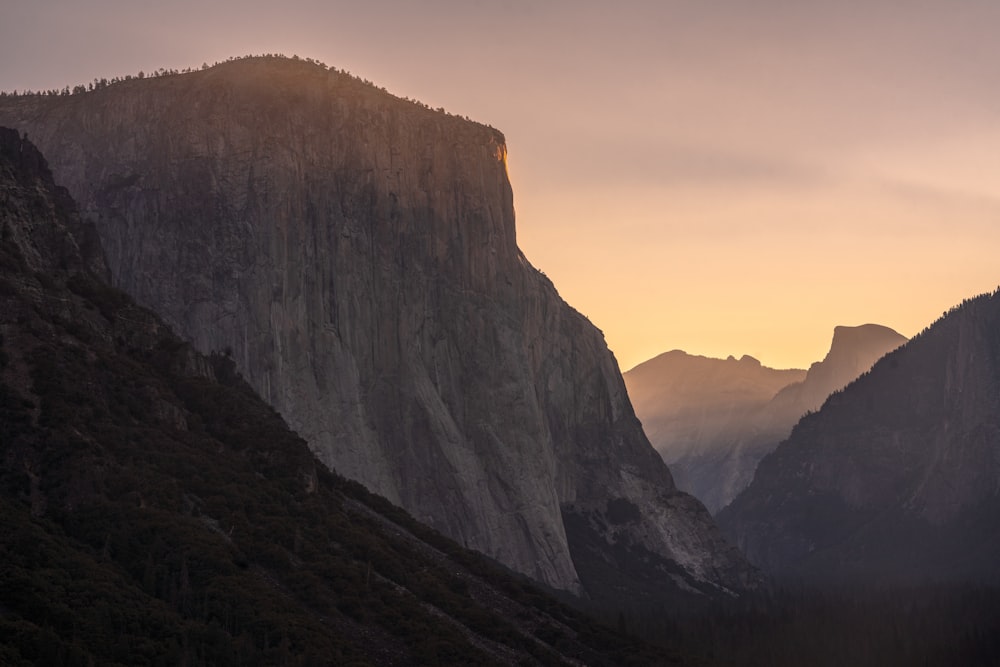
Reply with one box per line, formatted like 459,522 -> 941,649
718,293 -> 1000,585
626,325 -> 905,512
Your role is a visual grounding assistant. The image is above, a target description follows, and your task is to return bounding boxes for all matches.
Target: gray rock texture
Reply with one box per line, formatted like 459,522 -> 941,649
717,295 -> 1000,584
626,325 -> 905,513
0,57 -> 756,597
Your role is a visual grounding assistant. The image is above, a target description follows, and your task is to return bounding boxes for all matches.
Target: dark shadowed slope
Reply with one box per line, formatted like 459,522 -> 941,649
0,55 -> 757,601
718,293 -> 1000,584
626,325 -> 905,513
0,127 -> 681,666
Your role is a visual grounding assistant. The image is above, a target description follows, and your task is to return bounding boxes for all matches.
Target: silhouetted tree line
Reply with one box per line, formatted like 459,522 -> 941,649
0,54 -> 491,128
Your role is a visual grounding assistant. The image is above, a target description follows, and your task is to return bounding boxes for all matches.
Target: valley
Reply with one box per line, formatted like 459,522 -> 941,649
1,54 -> 998,666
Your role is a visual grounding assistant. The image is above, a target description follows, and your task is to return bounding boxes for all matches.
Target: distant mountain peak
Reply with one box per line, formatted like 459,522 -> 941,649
828,323 -> 907,356
718,292 -> 1000,585
799,324 -> 907,401
626,324 -> 907,513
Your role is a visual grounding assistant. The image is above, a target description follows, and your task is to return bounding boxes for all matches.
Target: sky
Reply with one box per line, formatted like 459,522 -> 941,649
3,1 -> 1000,370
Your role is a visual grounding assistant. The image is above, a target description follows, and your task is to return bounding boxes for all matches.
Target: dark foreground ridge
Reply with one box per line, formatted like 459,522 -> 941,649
0,127 -> 676,665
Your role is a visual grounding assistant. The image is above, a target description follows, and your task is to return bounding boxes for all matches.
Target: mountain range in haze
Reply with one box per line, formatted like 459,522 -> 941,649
625,324 -> 907,512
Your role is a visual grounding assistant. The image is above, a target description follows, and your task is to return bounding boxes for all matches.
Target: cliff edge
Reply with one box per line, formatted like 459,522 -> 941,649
0,57 -> 756,599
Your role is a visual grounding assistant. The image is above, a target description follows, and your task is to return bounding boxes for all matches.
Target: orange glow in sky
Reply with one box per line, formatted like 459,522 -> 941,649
3,1 -> 999,370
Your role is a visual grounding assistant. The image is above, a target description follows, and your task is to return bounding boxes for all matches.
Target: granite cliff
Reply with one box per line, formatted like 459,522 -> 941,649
625,325 -> 905,513
0,127 -> 675,664
717,294 -> 1000,584
0,56 -> 756,599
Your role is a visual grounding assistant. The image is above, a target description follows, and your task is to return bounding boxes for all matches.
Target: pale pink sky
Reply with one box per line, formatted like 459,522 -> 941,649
4,1 -> 999,369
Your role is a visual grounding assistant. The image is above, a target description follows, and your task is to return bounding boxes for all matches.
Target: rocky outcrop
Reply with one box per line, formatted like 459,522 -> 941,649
717,293 -> 1000,584
625,325 -> 905,513
0,57 -> 757,598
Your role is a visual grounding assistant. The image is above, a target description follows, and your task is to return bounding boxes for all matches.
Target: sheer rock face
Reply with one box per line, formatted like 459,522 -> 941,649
626,325 -> 905,514
717,294 -> 1000,584
0,58 -> 755,596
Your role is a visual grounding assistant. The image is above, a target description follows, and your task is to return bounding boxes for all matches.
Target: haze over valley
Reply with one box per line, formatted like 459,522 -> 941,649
626,324 -> 907,513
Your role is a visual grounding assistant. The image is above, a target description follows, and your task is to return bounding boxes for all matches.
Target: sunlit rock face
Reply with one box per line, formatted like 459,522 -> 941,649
0,57 -> 757,598
626,325 -> 906,513
718,294 -> 1000,585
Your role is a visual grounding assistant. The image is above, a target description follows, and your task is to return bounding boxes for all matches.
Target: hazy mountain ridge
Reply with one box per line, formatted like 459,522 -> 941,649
718,291 -> 1000,584
0,126 -> 678,666
0,56 -> 757,600
625,325 -> 906,513
625,351 -> 804,455
624,352 -> 804,512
